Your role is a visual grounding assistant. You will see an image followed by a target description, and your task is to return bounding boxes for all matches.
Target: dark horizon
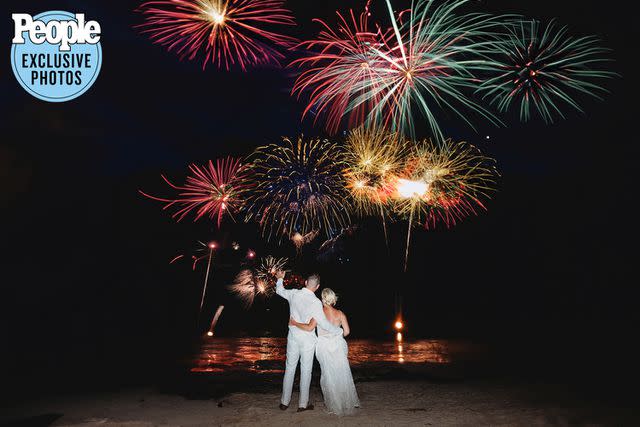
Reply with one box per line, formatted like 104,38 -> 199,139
1,0 -> 639,403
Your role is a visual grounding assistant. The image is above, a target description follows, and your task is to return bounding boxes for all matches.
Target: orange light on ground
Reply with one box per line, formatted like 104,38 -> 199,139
394,320 -> 403,330
396,332 -> 403,342
207,331 -> 213,337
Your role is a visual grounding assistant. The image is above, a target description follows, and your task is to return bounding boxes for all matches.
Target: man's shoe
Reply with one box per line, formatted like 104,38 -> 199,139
279,403 -> 288,411
297,404 -> 314,412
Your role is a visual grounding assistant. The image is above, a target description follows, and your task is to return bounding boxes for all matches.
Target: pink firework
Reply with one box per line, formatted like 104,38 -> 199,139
293,0 -> 505,138
136,0 -> 296,70
291,9 -> 388,134
140,157 -> 251,228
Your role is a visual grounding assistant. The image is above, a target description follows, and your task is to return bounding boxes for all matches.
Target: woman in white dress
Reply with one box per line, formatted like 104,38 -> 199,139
289,288 -> 360,415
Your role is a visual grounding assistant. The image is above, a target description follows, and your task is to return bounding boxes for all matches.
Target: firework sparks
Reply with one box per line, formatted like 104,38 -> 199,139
477,19 -> 615,123
343,127 -> 407,216
292,9 -> 386,134
291,230 -> 319,252
140,157 -> 251,228
136,0 -> 296,70
245,136 -> 351,242
255,255 -> 288,286
228,256 -> 288,307
293,0 -> 508,137
343,127 -> 408,244
228,269 -> 258,307
392,138 -> 498,270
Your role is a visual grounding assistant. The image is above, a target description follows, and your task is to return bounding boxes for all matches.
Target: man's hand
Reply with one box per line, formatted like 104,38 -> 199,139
275,269 -> 286,280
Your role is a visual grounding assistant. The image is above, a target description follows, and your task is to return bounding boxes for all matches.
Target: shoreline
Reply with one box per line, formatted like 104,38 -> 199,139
3,377 -> 637,427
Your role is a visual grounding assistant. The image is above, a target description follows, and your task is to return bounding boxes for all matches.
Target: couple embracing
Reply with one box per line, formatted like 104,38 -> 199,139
274,271 -> 360,416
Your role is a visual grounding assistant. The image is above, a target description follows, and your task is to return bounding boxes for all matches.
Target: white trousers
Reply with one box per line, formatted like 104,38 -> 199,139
281,328 -> 317,408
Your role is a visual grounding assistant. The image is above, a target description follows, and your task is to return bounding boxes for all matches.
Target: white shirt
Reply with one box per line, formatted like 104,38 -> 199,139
275,279 -> 341,335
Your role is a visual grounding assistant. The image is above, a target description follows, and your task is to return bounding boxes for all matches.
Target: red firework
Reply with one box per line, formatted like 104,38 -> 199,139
140,157 -> 251,227
422,189 -> 487,230
291,9 -> 388,134
136,0 -> 296,70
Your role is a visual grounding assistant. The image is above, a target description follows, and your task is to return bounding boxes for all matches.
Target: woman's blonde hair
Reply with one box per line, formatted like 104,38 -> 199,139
321,288 -> 338,306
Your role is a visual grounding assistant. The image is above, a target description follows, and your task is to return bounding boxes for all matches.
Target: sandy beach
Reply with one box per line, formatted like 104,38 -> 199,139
4,378 -> 637,427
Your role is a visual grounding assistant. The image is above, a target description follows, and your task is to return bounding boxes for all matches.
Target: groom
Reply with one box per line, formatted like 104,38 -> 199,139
275,270 -> 342,412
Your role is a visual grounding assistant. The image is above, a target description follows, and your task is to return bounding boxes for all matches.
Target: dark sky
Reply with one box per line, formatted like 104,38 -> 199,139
1,0 -> 638,391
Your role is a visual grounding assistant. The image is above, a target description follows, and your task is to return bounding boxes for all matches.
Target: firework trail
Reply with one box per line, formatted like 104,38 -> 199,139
207,304 -> 225,335
169,240 -> 218,313
136,0 -> 296,70
391,138 -> 499,270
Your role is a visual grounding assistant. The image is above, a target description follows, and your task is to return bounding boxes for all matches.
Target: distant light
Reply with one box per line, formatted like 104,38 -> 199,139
394,320 -> 404,330
247,250 -> 255,259
206,331 -> 213,337
208,242 -> 217,249
485,135 -> 491,140
396,332 -> 403,342
232,242 -> 240,250
396,178 -> 428,199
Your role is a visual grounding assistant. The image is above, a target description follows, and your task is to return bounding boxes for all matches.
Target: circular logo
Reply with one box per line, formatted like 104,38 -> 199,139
10,11 -> 102,102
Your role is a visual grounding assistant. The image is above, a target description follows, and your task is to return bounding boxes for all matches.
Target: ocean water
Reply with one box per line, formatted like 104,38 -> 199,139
191,337 -> 487,374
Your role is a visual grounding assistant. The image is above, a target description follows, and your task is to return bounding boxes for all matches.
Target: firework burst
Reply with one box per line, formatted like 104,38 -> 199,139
392,138 -> 498,269
228,270 -> 260,307
343,127 -> 408,216
136,0 -> 296,70
294,0 -> 508,137
227,256 -> 288,307
245,136 -> 351,242
292,9 -> 386,134
477,19 -> 615,123
140,157 -> 251,228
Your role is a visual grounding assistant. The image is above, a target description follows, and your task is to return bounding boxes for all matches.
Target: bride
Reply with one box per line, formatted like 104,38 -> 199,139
289,288 -> 360,415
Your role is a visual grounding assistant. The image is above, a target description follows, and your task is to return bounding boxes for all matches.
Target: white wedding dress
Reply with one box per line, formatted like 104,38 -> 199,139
316,325 -> 360,415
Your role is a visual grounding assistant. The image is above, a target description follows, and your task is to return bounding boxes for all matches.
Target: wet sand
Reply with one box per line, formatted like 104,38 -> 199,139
3,378 -> 637,426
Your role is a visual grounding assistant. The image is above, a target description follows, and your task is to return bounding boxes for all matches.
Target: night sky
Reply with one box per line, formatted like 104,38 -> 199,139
1,0 -> 638,395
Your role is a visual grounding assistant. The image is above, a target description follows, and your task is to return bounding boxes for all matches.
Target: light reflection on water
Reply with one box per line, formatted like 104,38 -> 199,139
191,337 -> 476,373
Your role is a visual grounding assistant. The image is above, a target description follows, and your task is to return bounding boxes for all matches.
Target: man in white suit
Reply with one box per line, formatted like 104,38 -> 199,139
275,270 -> 342,412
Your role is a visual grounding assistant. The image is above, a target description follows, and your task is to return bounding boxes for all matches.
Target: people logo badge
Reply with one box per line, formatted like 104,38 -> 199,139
11,11 -> 102,102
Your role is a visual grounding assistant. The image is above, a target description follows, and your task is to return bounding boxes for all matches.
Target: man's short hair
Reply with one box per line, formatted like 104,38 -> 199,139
306,274 -> 321,287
